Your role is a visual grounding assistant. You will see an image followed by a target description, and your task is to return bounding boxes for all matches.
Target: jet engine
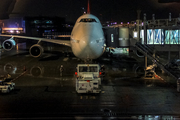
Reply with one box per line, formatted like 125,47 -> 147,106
2,38 -> 16,51
29,44 -> 44,57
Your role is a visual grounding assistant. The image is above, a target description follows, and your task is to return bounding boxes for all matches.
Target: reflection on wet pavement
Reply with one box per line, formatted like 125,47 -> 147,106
0,47 -> 179,119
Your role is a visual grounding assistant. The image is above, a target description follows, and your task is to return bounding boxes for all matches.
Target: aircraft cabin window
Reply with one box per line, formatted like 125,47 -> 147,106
80,18 -> 97,22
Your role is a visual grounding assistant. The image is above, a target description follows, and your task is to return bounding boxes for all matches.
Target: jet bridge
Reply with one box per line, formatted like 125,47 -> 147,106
103,27 -> 130,48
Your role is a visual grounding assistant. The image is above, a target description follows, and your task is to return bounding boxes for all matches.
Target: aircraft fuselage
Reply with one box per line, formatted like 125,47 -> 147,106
70,14 -> 105,60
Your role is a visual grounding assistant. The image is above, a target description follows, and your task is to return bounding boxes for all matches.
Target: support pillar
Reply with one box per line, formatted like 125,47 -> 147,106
153,50 -> 156,58
144,54 -> 147,77
144,13 -> 147,45
136,10 -> 141,43
137,20 -> 140,42
168,51 -> 171,62
177,78 -> 180,92
179,46 -> 180,59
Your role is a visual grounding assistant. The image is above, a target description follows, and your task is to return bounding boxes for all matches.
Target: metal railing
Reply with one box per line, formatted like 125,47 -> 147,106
135,42 -> 178,80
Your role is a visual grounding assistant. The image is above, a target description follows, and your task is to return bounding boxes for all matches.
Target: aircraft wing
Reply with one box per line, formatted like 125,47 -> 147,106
0,34 -> 71,47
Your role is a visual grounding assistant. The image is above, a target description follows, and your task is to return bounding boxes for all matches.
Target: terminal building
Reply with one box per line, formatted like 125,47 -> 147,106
1,13 -> 180,57
103,13 -> 180,56
104,15 -> 180,46
1,13 -> 180,47
0,17 -> 25,34
106,13 -> 180,80
0,16 -> 70,37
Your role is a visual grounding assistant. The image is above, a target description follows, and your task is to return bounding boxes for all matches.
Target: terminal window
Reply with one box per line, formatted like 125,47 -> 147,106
133,31 -> 138,38
111,34 -> 114,42
140,29 -> 180,44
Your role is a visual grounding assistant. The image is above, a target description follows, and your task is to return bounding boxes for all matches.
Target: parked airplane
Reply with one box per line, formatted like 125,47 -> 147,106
0,1 -> 105,60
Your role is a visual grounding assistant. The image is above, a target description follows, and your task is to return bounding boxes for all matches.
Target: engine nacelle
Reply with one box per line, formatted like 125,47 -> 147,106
2,39 -> 16,51
29,44 -> 44,57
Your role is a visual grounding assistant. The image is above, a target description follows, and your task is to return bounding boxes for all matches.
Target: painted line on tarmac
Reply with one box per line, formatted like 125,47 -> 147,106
12,70 -> 28,82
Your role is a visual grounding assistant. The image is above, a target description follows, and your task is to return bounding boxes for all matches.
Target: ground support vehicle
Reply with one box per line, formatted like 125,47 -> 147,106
0,75 -> 7,81
0,80 -> 15,93
75,64 -> 101,93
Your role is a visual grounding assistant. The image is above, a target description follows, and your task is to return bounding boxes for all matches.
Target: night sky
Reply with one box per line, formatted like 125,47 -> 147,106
0,0 -> 180,23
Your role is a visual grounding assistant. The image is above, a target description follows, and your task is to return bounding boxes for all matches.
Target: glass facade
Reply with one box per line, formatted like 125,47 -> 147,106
140,29 -> 180,45
165,30 -> 180,44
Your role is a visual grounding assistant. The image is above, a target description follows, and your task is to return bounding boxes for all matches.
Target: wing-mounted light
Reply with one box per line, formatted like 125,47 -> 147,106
96,38 -> 104,43
71,39 -> 80,43
2,37 -> 16,51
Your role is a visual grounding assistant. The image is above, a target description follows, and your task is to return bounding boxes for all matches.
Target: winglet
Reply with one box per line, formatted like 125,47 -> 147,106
87,0 -> 90,14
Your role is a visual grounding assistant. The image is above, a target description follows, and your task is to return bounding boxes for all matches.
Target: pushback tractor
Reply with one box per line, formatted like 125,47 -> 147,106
75,64 -> 101,93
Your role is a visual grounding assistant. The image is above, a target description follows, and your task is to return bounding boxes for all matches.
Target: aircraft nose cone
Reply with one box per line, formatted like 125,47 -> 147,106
79,36 -> 90,50
79,35 -> 103,59
79,35 -> 95,50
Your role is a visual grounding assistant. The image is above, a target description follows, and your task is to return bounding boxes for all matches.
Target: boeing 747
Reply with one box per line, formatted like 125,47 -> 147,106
0,0 -> 105,60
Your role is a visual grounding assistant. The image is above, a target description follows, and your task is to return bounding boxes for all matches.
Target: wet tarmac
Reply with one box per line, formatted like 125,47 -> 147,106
0,45 -> 180,119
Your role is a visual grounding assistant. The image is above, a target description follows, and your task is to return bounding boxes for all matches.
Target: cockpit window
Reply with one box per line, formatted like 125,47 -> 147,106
80,18 -> 97,22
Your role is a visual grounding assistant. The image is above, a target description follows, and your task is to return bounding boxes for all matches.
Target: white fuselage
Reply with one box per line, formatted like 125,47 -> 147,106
70,14 -> 105,59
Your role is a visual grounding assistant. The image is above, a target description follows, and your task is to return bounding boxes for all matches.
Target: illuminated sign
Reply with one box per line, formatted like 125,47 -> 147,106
2,28 -> 23,31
